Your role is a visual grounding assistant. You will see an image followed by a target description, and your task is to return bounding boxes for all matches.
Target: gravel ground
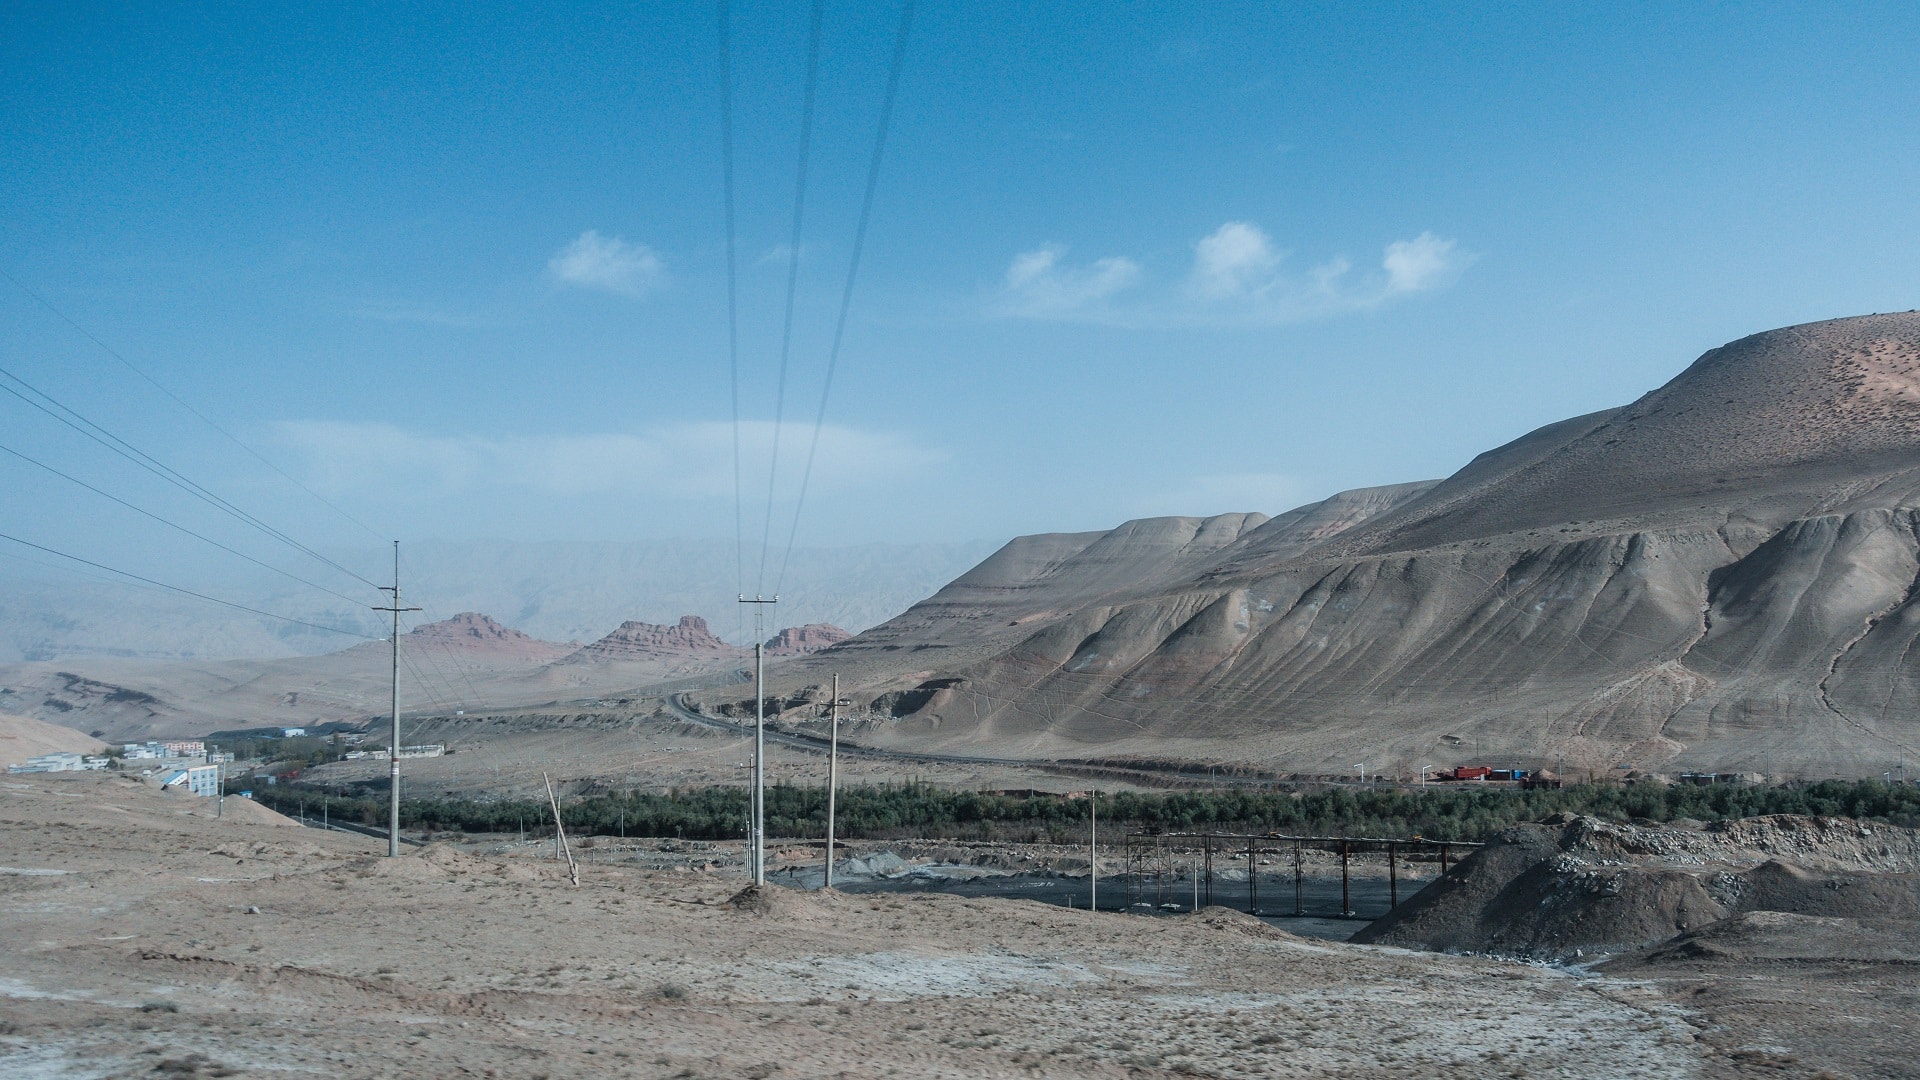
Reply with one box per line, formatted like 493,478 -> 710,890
0,773 -> 1887,1078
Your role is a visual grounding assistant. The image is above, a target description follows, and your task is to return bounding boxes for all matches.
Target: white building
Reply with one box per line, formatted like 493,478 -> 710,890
160,764 -> 220,797
124,741 -> 208,763
344,744 -> 445,761
7,752 -> 110,774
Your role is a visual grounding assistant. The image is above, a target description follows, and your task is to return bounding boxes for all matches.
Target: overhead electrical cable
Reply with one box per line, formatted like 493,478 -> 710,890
0,268 -> 389,543
0,440 -> 371,607
0,530 -> 378,639
0,365 -> 382,591
375,582 -> 496,716
775,0 -> 915,595
718,0 -> 748,641
756,0 -> 828,595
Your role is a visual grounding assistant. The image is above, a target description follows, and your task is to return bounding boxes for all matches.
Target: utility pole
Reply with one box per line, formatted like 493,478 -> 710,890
373,541 -> 420,858
739,594 -> 778,886
212,743 -> 222,818
1089,789 -> 1099,913
824,674 -> 851,890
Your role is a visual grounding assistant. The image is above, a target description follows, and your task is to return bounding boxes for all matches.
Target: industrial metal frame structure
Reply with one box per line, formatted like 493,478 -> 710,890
1119,831 -> 1480,918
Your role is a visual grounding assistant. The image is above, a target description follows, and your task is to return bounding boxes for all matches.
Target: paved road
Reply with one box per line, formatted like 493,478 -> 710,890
663,694 -> 1299,789
664,693 -> 1036,768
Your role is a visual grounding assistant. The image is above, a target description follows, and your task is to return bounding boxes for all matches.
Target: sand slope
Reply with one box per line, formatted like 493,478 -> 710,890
0,711 -> 106,767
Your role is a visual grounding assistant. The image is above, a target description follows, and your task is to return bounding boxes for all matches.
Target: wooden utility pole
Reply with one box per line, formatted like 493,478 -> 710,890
372,541 -> 420,857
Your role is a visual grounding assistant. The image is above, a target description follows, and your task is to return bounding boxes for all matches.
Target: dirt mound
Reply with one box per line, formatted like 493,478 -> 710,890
184,796 -> 302,828
1703,814 -> 1920,871
333,845 -> 546,883
1729,859 -> 1920,920
1612,910 -> 1920,968
0,711 -> 106,766
726,883 -> 851,921
1355,814 -> 1920,960
209,840 -> 331,862
1190,905 -> 1304,941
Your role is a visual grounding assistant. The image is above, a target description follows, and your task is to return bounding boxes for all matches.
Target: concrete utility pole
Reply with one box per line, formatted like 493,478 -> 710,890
373,541 -> 420,858
1089,790 -> 1099,912
212,743 -> 222,818
824,674 -> 851,890
739,595 -> 778,886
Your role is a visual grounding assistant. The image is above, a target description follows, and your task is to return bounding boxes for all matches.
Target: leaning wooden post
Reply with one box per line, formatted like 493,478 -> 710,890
543,772 -> 579,887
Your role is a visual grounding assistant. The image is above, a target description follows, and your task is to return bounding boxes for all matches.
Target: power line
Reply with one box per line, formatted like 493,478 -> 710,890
0,267 -> 388,543
0,364 -> 381,591
776,0 -> 915,595
0,439 -> 370,607
718,0 -> 748,644
756,0 -> 827,595
394,550 -> 505,710
0,530 -> 378,640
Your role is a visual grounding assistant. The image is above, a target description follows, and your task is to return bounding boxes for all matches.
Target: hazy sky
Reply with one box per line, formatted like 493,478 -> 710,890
4,2 -> 1919,602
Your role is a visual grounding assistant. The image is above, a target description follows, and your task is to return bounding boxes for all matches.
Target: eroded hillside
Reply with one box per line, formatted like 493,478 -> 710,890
752,313 -> 1920,777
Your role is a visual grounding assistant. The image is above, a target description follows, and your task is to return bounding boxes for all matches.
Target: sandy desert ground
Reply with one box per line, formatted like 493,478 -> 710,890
6,772 -> 1913,1078
303,710 -> 1148,801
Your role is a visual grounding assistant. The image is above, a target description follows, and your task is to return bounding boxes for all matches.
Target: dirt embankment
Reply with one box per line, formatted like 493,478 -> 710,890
1354,813 -> 1920,960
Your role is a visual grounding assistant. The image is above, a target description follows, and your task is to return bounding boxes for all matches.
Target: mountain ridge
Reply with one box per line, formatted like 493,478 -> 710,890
745,312 -> 1920,778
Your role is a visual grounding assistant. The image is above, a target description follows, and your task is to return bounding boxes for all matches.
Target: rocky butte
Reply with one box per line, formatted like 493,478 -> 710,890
560,616 -> 745,664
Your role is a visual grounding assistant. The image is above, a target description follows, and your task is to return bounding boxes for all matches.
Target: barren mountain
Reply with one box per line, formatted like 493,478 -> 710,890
0,538 -> 996,663
748,313 -> 1920,778
0,610 -> 848,741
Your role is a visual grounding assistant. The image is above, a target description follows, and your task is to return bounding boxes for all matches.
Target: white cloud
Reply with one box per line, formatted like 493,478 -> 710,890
547,230 -> 665,296
1382,232 -> 1459,294
275,420 -> 944,502
993,223 -> 1467,327
993,245 -> 1141,317
1191,221 -> 1283,299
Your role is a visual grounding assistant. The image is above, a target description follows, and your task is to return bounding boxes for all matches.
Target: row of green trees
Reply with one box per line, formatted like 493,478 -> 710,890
248,778 -> 1920,844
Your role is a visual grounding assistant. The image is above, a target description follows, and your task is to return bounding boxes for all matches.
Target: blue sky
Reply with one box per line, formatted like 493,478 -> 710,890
3,1 -> 1919,599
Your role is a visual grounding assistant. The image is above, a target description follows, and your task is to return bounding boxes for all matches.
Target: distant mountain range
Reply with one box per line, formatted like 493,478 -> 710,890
746,313 -> 1920,779
0,538 -> 995,663
0,611 -> 848,740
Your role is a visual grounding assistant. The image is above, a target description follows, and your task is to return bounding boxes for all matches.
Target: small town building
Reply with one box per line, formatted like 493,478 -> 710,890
6,752 -> 110,774
160,764 -> 220,797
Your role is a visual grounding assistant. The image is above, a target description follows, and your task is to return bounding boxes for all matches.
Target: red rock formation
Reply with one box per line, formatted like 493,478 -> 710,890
566,616 -> 747,663
763,623 -> 852,656
402,613 -> 573,662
